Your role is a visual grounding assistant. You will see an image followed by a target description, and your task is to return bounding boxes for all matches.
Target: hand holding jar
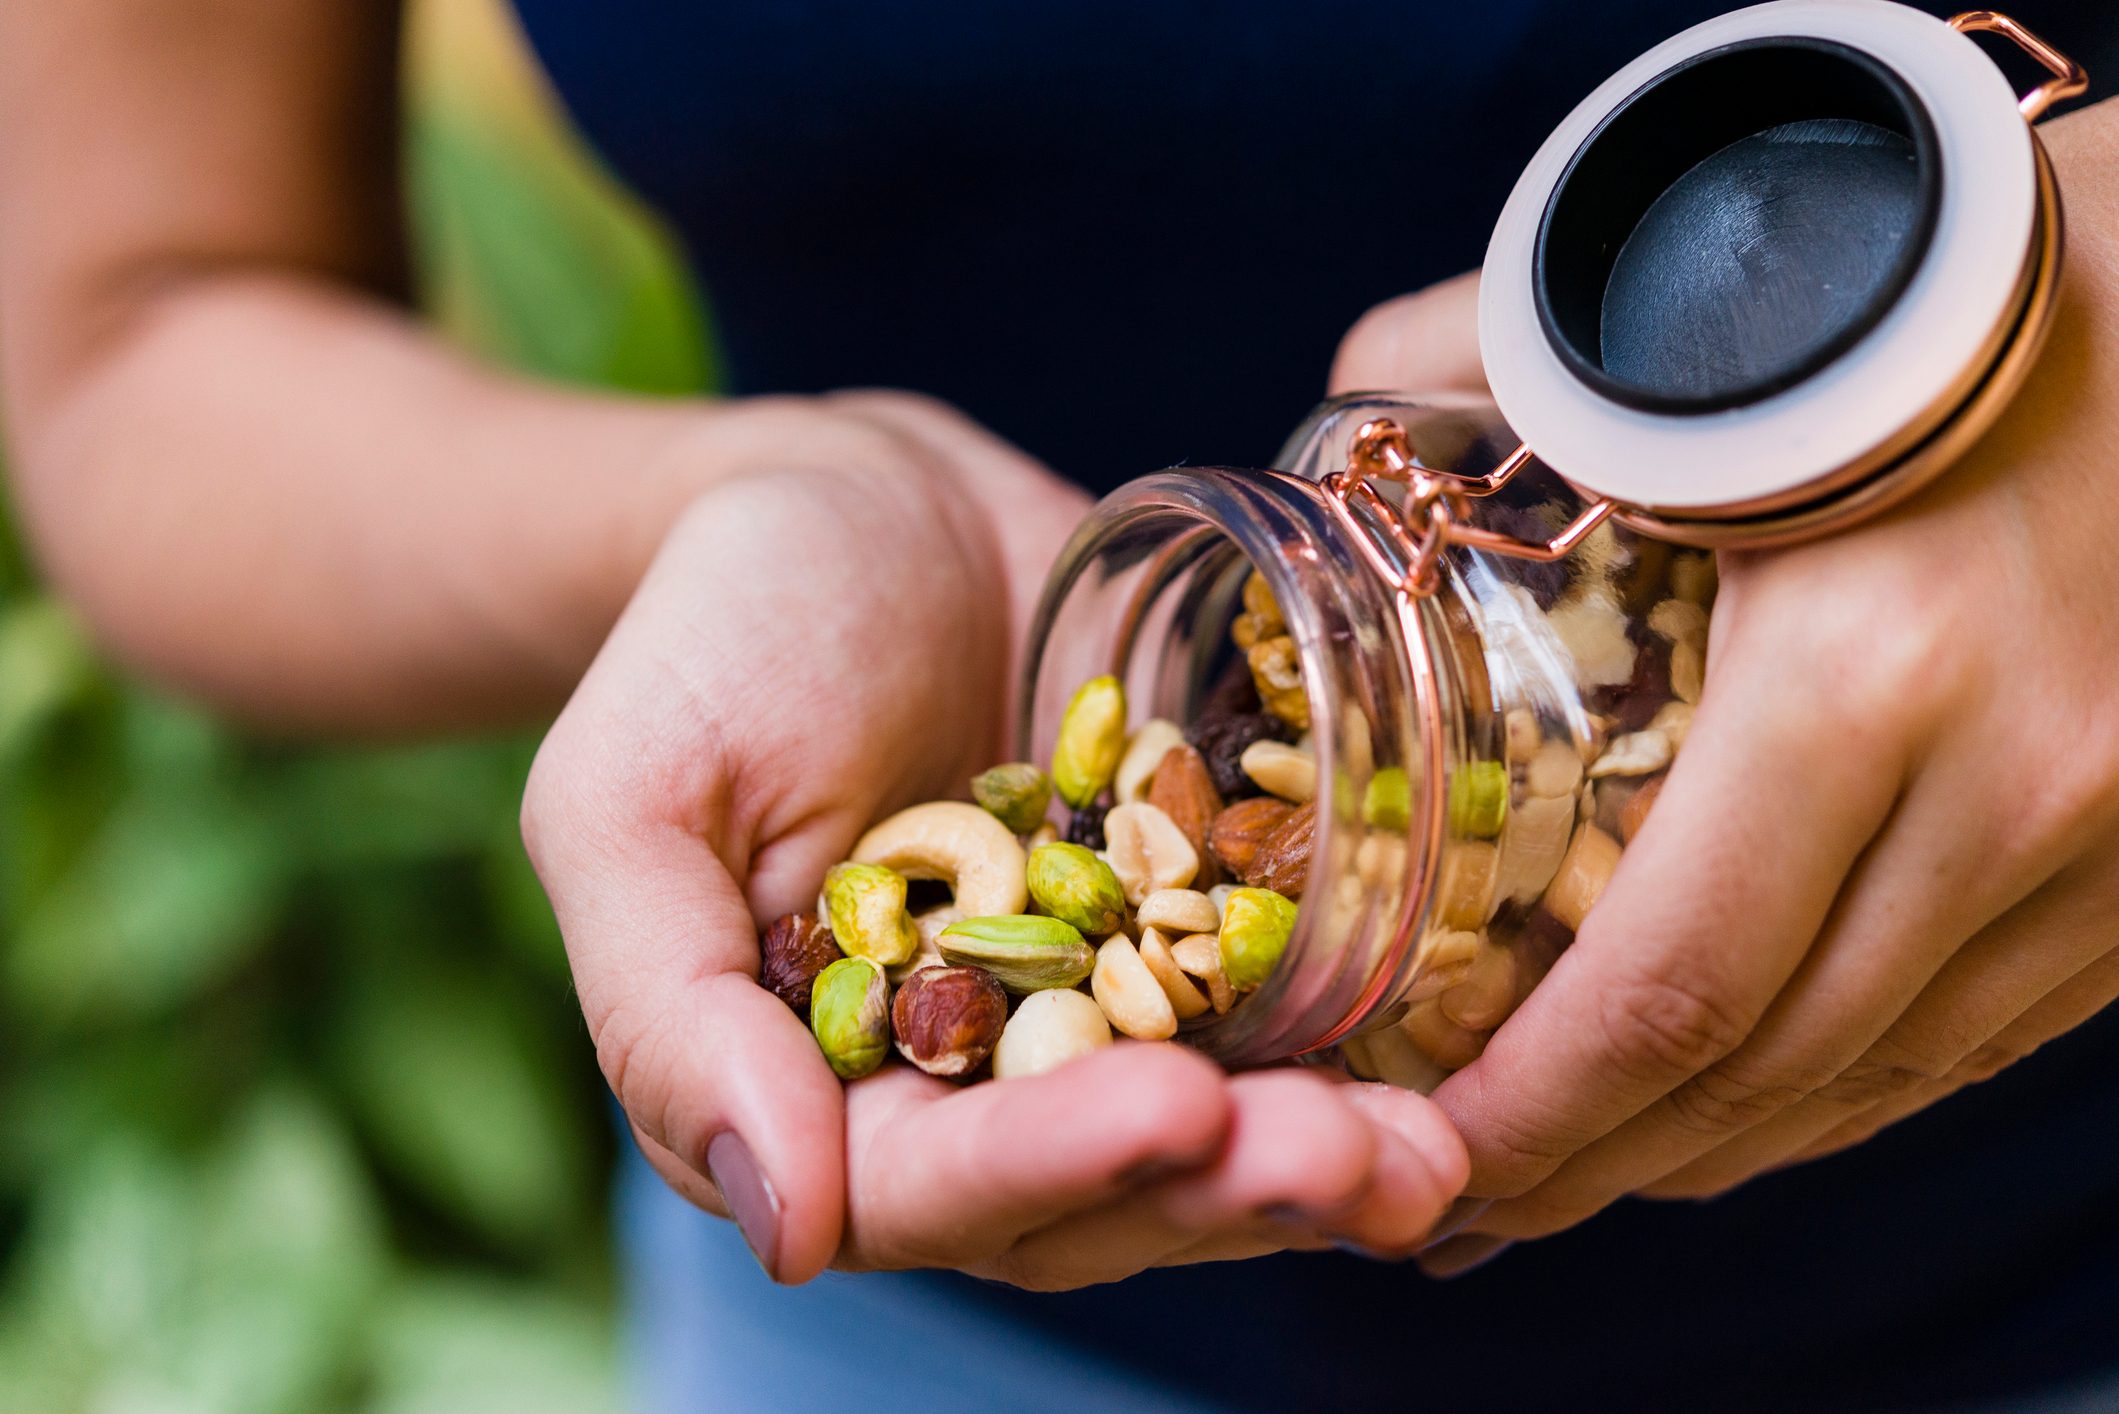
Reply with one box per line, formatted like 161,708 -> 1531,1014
1334,95 -> 2119,1273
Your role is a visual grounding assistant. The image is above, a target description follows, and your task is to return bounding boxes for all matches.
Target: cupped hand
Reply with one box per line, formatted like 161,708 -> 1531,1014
522,390 -> 1467,1287
1333,102 -> 2119,1271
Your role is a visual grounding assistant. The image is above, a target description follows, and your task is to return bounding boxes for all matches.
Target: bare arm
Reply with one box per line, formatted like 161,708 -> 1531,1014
0,0 -> 766,731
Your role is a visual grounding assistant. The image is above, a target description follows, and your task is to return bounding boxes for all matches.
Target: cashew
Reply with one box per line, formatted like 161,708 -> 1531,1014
852,801 -> 1029,918
1351,1022 -> 1451,1093
1114,718 -> 1186,804
1649,700 -> 1695,752
1092,935 -> 1179,1040
1545,822 -> 1620,930
992,988 -> 1112,1079
1671,640 -> 1705,704
1525,740 -> 1584,799
1588,729 -> 1672,779
1401,996 -> 1488,1070
1438,937 -> 1518,1030
1647,597 -> 1709,648
1408,928 -> 1480,1002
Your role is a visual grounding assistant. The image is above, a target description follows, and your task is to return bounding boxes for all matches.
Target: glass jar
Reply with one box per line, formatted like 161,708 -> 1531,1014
1020,393 -> 1710,1087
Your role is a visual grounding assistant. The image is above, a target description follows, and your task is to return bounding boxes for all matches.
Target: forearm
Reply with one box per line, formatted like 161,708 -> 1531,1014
6,269 -> 720,732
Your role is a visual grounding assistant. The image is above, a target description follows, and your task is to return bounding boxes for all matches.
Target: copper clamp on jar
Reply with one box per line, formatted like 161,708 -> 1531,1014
1021,0 -> 2087,1079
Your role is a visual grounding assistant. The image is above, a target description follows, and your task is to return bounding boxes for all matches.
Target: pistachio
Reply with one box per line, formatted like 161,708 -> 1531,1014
1447,760 -> 1509,838
1588,729 -> 1672,779
1092,935 -> 1180,1040
1136,888 -> 1220,936
853,800 -> 1029,918
992,988 -> 1113,1080
1170,931 -> 1237,1014
809,956 -> 892,1080
823,862 -> 920,966
1052,674 -> 1127,808
892,966 -> 1008,1078
1362,766 -> 1412,833
1025,841 -> 1128,935
1114,719 -> 1187,805
1246,634 -> 1311,731
938,914 -> 1095,993
1136,926 -> 1210,1020
1104,802 -> 1200,905
1545,823 -> 1621,930
971,762 -> 1053,835
759,911 -> 842,1016
1239,739 -> 1317,803
1218,886 -> 1298,991
1207,796 -> 1294,879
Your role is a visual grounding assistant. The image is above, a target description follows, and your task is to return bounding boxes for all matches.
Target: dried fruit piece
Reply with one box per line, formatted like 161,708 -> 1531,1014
1136,888 -> 1220,936
892,966 -> 1008,1078
1136,926 -> 1210,1021
759,912 -> 842,1015
992,988 -> 1113,1079
1246,800 -> 1315,898
1064,796 -> 1110,849
1092,935 -> 1179,1040
1171,932 -> 1237,1014
810,956 -> 892,1080
1240,739 -> 1317,803
853,800 -> 1029,918
1186,711 -> 1292,799
1052,674 -> 1127,807
937,915 -> 1095,993
1208,796 -> 1295,880
1103,802 -> 1200,904
824,862 -> 920,967
1219,886 -> 1298,991
1025,841 -> 1127,935
1147,743 -> 1223,874
1114,719 -> 1186,804
971,762 -> 1053,835
1447,760 -> 1510,838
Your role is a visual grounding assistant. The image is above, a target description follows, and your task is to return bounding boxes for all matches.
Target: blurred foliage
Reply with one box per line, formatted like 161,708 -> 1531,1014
0,1 -> 712,1408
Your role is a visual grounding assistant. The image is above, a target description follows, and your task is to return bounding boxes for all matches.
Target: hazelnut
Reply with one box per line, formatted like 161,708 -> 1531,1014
891,966 -> 1008,1078
759,912 -> 842,1016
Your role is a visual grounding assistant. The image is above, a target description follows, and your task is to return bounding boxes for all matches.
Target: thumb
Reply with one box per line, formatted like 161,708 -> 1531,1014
523,730 -> 848,1284
1330,270 -> 1485,397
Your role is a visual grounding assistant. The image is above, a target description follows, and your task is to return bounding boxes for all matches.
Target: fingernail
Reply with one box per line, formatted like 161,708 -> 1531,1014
1417,1196 -> 1492,1251
1416,1234 -> 1512,1280
707,1131 -> 783,1282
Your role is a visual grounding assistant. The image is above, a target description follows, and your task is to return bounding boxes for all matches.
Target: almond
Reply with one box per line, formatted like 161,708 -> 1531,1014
1207,796 -> 1294,879
1147,743 -> 1223,881
1244,800 -> 1316,898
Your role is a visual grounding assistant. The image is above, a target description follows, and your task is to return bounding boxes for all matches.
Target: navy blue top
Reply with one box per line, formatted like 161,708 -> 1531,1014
513,2 -> 2119,1407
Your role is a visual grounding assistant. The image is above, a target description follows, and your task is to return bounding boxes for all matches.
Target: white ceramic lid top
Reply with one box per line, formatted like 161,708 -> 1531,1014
1479,0 -> 2033,513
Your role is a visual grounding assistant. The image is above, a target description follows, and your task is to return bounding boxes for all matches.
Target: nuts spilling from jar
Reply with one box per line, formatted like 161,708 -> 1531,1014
764,534 -> 1715,1092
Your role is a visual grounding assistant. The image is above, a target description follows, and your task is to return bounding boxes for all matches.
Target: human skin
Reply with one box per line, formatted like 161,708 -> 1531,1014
0,1 -> 1467,1287
1331,96 -> 2119,1273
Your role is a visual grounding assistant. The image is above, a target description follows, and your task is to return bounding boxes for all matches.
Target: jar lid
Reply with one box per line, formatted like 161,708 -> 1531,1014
1479,0 -> 2057,522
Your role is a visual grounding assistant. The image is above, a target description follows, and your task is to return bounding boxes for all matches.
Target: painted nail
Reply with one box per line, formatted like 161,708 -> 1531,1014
707,1131 -> 783,1282
1416,1233 -> 1513,1280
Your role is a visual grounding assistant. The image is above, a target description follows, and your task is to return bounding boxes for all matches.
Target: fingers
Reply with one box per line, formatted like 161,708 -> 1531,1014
842,1043 -> 1232,1272
978,1072 -> 1465,1290
1329,271 -> 1485,396
1433,637 -> 1907,1201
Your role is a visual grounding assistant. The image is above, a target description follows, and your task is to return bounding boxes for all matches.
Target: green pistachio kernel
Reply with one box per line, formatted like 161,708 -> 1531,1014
1218,886 -> 1299,992
1051,675 -> 1127,808
937,914 -> 1096,994
1362,767 -> 1412,833
823,862 -> 920,966
809,956 -> 892,1080
972,762 -> 1054,834
1447,760 -> 1510,839
1025,841 -> 1128,935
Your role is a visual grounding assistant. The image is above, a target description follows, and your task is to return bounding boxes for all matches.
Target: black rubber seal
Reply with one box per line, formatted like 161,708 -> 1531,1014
1533,37 -> 1942,415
